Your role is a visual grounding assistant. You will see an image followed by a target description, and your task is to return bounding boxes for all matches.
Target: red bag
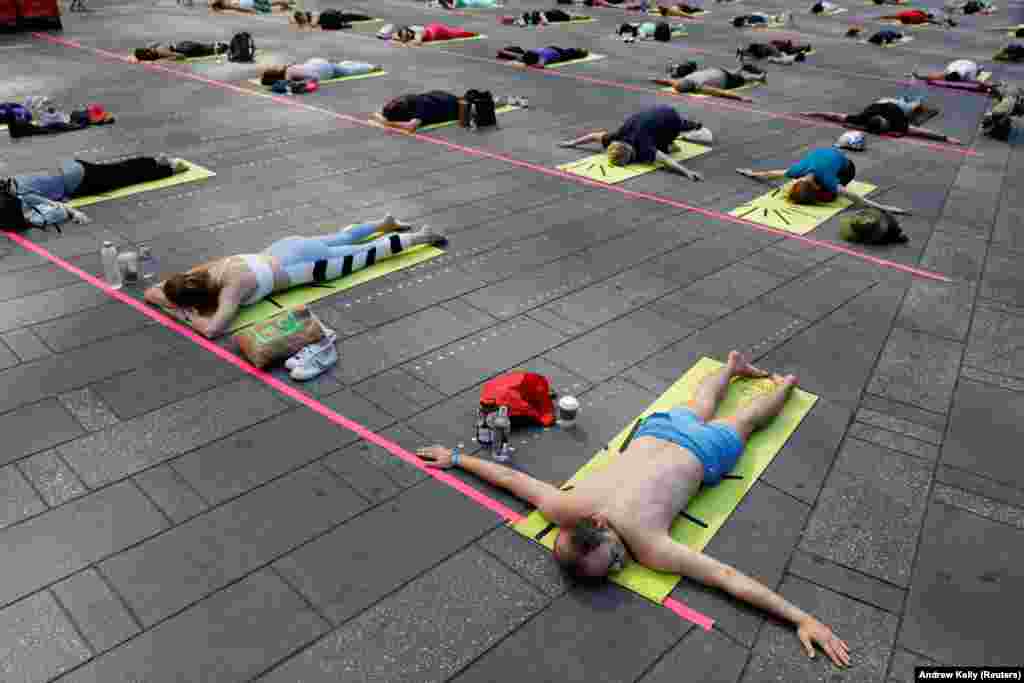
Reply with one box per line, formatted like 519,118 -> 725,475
480,371 -> 556,427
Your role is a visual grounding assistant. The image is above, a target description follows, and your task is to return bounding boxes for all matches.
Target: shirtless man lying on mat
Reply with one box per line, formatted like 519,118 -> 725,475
417,351 -> 851,669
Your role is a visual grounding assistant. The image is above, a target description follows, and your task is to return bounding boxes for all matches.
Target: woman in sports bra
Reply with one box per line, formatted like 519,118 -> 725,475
143,215 -> 447,338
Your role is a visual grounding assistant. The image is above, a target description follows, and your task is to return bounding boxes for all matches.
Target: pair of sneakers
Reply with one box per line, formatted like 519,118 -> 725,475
285,327 -> 339,380
496,95 -> 529,107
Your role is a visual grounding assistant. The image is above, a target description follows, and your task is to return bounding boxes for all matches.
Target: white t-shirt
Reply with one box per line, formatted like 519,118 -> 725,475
946,59 -> 978,80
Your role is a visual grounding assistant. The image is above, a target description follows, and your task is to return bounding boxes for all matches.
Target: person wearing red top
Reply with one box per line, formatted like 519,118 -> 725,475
878,8 -> 951,24
393,22 -> 478,43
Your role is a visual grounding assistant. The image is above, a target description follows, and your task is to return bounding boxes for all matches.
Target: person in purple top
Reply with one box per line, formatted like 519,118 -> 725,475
558,105 -> 710,180
497,45 -> 589,66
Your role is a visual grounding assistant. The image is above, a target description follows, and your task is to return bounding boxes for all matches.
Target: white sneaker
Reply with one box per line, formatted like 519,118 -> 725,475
681,126 -> 714,144
290,340 -> 338,381
285,329 -> 337,370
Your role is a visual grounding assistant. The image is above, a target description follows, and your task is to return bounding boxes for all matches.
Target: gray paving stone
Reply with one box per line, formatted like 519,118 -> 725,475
274,481 -> 501,625
60,569 -> 328,683
761,397 -> 851,505
52,569 -> 140,654
888,648 -> 942,681
0,336 -> 18,371
453,583 -> 690,683
800,438 -> 933,587
657,263 -> 787,321
0,465 -> 46,531
848,423 -> 940,461
860,394 -> 947,435
545,308 -> 695,383
787,550 -> 906,615
935,464 -> 1024,511
0,282 -> 110,334
102,463 -> 367,627
133,464 -> 207,524
462,256 -> 596,320
639,628 -> 749,683
742,244 -> 834,278
867,328 -> 964,414
534,266 -> 680,330
918,230 -> 987,282
942,379 -> 1024,486
899,502 -> 1024,666
963,300 -> 1024,378
57,388 -> 121,433
352,367 -> 448,421
18,450 -> 88,508
0,260 -> 89,303
321,450 -> 401,503
670,482 -> 810,647
0,398 -> 85,466
0,481 -> 166,609
744,576 -> 899,683
760,264 -> 878,322
90,347 -> 248,420
981,245 -> 1024,307
261,547 -> 546,683
932,483 -> 1024,531
333,424 -> 432,491
31,302 -> 155,354
0,328 -> 52,363
336,302 -> 496,384
897,279 -> 976,342
476,525 -> 571,600
0,590 -> 93,683
404,316 -> 567,396
60,379 -> 288,488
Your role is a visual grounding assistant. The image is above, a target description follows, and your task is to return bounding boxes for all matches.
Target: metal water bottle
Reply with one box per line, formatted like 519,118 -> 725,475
139,246 -> 158,282
491,406 -> 512,462
101,241 -> 123,289
476,405 -> 495,450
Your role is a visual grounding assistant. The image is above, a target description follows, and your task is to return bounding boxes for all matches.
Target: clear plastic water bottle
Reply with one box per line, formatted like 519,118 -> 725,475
139,246 -> 157,282
118,249 -> 139,284
491,406 -> 512,462
101,241 -> 123,289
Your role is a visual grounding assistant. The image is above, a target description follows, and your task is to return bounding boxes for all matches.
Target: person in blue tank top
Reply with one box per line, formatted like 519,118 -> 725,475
736,147 -> 908,214
558,105 -> 711,181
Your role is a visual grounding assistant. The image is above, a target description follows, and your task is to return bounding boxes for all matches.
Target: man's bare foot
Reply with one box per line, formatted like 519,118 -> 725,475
728,350 -> 771,379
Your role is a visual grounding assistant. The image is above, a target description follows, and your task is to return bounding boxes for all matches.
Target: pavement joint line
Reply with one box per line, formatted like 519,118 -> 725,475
31,33 -> 953,282
1,227 -> 717,630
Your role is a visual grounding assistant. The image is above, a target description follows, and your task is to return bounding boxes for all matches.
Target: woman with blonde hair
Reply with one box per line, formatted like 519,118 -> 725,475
144,215 -> 446,338
557,105 -> 709,180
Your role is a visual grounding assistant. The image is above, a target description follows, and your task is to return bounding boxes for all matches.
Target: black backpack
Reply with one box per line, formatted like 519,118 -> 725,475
654,21 -> 672,41
317,9 -> 350,30
963,0 -> 982,13
464,90 -> 497,128
227,32 -> 255,62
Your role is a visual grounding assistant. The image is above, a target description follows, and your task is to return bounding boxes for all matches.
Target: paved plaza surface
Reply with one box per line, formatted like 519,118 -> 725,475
1,0 -> 1023,679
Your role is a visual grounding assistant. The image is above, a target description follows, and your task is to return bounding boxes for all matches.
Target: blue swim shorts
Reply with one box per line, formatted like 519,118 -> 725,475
634,408 -> 744,485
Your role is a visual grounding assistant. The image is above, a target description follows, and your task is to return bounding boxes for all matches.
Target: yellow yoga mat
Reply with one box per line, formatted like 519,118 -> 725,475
511,357 -> 818,604
247,70 -> 387,88
557,139 -> 709,184
224,244 -> 445,332
660,80 -> 761,100
67,161 -> 215,209
730,180 -> 876,235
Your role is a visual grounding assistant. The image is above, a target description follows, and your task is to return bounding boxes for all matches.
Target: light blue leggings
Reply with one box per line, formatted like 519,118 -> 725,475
264,223 -> 418,284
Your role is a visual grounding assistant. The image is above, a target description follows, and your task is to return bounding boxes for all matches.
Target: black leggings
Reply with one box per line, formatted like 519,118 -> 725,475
71,158 -> 173,198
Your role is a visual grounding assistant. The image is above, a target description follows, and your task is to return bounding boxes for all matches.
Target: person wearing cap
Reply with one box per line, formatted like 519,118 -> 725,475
0,156 -> 187,229
799,97 -> 961,143
416,351 -> 851,670
736,147 -> 909,214
557,104 -> 710,180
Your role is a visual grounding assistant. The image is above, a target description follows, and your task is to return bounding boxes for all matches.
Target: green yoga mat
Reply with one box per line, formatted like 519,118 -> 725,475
511,356 -> 817,604
247,69 -> 387,89
67,161 -> 215,209
224,244 -> 445,332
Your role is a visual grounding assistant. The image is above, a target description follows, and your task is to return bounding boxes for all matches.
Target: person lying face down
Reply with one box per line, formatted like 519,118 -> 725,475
651,66 -> 766,101
260,58 -> 381,85
908,59 -> 999,93
877,8 -> 954,24
496,45 -> 589,66
656,3 -> 705,16
437,0 -> 504,9
372,90 -> 466,132
209,0 -> 292,11
416,351 -> 851,669
0,155 -> 186,231
291,9 -> 375,28
134,41 -> 228,61
557,105 -> 710,180
800,97 -> 962,143
736,147 -> 909,218
388,22 -> 478,43
143,215 -> 447,338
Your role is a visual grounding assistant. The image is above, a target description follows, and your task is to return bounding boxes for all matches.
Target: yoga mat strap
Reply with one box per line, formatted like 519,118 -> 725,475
620,418 -> 642,452
313,259 -> 328,282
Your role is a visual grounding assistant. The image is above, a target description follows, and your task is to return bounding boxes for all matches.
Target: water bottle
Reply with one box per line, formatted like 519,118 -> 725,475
101,241 -> 123,289
476,405 -> 494,450
139,246 -> 157,282
491,406 -> 512,462
118,249 -> 139,284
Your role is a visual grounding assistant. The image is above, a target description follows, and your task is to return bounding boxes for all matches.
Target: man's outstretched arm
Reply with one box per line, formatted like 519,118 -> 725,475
640,537 -> 851,667
417,446 -> 574,523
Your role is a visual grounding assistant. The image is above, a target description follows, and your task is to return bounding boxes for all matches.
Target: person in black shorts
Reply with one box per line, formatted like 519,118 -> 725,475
801,99 -> 962,142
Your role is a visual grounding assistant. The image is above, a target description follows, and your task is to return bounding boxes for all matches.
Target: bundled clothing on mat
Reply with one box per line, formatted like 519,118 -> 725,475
868,28 -> 904,44
839,210 -> 908,244
496,45 -> 589,65
982,85 -> 1024,139
0,157 -> 180,230
738,39 -> 812,59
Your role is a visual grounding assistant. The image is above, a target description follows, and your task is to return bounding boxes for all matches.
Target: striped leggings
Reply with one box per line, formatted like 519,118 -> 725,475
264,222 -> 417,285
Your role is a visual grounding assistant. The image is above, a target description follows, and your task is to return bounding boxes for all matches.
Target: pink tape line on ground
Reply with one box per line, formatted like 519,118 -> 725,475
663,597 -> 715,631
33,32 -> 952,285
2,228 -> 718,630
1,230 -> 522,524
